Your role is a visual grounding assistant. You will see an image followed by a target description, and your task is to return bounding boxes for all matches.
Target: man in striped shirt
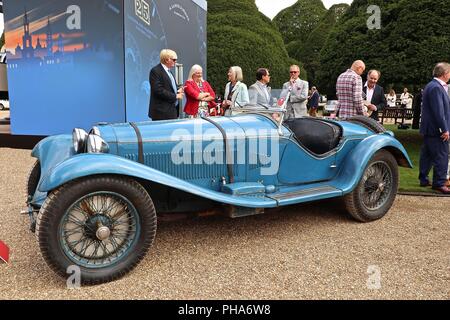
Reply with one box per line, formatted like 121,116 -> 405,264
336,60 -> 367,119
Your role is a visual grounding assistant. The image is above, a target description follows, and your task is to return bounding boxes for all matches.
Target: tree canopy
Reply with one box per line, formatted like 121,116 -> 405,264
317,0 -> 450,97
273,0 -> 327,49
207,0 -> 305,95
291,3 -> 349,87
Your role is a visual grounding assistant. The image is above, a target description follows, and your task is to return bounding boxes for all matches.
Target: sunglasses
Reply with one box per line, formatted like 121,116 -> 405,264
290,71 -> 299,74
170,58 -> 178,62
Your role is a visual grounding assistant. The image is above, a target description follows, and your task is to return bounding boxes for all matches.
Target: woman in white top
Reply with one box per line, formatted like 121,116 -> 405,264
400,88 -> 412,108
222,66 -> 249,114
386,89 -> 397,107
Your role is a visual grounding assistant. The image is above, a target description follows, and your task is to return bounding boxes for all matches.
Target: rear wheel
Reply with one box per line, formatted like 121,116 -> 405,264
36,175 -> 157,285
344,150 -> 398,222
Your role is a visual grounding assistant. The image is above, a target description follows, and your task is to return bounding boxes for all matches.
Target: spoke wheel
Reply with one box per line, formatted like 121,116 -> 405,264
344,150 -> 398,222
360,162 -> 393,211
60,191 -> 140,268
36,176 -> 156,285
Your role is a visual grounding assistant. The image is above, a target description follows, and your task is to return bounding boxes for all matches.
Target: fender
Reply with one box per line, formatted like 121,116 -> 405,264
32,134 -> 74,174
333,133 -> 412,194
38,153 -> 277,208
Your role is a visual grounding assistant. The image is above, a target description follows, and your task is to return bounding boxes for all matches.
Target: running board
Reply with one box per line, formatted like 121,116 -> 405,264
267,185 -> 342,206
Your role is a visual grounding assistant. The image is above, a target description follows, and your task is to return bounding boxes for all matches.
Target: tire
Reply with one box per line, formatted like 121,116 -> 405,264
0,103 -> 4,110
26,160 -> 41,204
344,150 -> 398,222
36,175 -> 157,285
346,115 -> 386,133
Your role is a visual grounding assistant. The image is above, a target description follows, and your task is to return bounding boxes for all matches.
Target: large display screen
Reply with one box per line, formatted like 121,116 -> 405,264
3,0 -> 207,135
3,0 -> 126,135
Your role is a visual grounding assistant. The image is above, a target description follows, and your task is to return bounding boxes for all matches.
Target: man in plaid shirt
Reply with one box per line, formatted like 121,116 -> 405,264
336,60 -> 367,119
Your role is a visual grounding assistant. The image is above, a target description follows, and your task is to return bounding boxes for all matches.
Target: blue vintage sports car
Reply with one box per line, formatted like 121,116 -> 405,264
25,106 -> 412,284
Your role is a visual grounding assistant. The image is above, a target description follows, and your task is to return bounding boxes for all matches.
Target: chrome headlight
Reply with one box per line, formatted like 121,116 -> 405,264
87,134 -> 109,153
89,126 -> 101,136
72,128 -> 88,153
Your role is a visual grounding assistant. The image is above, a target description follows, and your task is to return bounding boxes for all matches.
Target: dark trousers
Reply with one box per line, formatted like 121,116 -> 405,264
419,136 -> 449,187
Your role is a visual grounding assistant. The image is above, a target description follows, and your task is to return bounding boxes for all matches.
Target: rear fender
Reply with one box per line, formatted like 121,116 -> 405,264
334,133 -> 412,194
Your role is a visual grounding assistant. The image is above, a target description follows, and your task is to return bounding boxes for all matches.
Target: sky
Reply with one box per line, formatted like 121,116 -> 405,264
255,0 -> 354,19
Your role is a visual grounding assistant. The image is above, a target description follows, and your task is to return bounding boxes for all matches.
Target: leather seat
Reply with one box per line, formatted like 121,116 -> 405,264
284,118 -> 342,155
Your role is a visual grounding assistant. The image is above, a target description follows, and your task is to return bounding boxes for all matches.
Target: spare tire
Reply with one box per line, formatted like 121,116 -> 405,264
346,115 -> 386,134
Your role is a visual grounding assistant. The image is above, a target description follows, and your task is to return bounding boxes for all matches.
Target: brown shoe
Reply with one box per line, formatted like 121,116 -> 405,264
446,179 -> 450,187
432,186 -> 450,194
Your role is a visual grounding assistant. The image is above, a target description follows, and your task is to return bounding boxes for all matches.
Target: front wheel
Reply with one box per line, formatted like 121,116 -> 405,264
36,176 -> 157,285
344,150 -> 398,222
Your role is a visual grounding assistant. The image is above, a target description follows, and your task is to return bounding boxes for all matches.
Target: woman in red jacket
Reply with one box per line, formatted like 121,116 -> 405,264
184,64 -> 216,118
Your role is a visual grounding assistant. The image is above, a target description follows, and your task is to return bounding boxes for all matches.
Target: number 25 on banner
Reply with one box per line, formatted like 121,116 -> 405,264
0,240 -> 9,263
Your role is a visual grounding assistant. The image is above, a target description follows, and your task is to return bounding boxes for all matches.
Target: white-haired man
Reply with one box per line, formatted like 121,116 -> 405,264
148,49 -> 184,120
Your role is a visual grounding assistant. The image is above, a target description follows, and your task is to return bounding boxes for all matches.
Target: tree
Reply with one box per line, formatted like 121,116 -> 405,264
317,0 -> 450,97
273,0 -> 327,46
292,4 -> 349,86
207,0 -> 305,95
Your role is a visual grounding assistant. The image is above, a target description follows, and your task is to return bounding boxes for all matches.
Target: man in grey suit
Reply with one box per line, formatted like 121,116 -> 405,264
282,65 -> 309,118
248,68 -> 272,107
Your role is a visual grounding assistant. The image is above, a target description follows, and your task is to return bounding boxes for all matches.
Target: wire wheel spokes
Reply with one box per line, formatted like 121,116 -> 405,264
360,161 -> 393,210
60,192 -> 140,268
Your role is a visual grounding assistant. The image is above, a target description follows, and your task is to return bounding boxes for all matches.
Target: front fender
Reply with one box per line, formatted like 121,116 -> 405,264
39,153 -> 277,208
335,133 -> 412,194
32,134 -> 74,173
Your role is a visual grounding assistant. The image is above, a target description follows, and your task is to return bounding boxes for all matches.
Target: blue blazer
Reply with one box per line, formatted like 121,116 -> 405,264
309,91 -> 320,108
420,79 -> 450,137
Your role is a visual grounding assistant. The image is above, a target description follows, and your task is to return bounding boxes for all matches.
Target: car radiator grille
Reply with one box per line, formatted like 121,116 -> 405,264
124,152 -> 234,180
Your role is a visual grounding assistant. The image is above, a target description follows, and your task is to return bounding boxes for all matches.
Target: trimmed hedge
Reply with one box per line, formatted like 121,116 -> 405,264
291,4 -> 349,87
207,0 -> 306,95
273,0 -> 327,45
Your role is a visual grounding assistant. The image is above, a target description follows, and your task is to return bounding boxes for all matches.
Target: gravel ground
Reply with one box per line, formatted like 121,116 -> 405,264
0,147 -> 448,300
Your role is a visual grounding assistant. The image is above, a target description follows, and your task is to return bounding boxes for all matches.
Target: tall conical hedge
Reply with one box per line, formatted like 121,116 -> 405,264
207,0 -> 305,94
291,4 -> 349,87
273,0 -> 327,47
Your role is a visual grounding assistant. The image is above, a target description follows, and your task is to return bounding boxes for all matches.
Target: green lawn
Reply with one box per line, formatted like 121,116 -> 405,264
383,124 -> 433,193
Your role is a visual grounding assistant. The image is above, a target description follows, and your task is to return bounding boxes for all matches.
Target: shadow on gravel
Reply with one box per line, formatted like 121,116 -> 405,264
157,198 -> 353,233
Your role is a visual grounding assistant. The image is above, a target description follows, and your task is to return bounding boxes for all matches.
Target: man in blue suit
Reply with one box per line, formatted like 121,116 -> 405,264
419,62 -> 450,194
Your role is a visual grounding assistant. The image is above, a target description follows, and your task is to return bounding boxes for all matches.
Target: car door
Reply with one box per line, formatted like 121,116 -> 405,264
277,136 -> 338,185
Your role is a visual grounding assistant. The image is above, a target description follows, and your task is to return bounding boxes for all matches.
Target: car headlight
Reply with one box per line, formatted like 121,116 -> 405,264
72,128 -> 88,154
89,126 -> 101,136
87,134 -> 109,153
